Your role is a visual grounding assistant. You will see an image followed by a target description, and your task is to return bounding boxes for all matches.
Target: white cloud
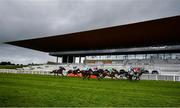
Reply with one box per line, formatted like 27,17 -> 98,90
0,44 -> 55,64
0,0 -> 180,64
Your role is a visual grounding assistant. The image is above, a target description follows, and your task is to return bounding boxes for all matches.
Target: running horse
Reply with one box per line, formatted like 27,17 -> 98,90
100,69 -> 109,79
90,68 -> 104,80
67,68 -> 80,77
101,68 -> 119,79
110,68 -> 120,79
132,67 -> 145,80
80,68 -> 102,80
50,66 -> 66,76
127,67 -> 144,80
119,69 -> 129,79
80,68 -> 92,80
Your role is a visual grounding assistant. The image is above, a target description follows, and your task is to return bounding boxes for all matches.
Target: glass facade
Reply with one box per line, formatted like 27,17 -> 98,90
86,53 -> 180,60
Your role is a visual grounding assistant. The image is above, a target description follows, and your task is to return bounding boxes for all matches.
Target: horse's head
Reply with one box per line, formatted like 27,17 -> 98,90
62,67 -> 66,70
98,69 -> 104,73
112,68 -> 118,72
105,69 -> 108,72
79,70 -> 85,74
59,66 -> 65,70
88,68 -> 92,71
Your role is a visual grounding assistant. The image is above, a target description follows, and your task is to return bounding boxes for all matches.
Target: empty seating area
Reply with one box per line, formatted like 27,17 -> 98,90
16,58 -> 180,76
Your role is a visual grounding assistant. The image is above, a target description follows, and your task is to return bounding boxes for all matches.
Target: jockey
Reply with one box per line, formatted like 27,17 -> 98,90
72,66 -> 78,71
107,67 -> 113,74
128,66 -> 134,72
128,66 -> 134,75
82,66 -> 89,71
141,67 -> 145,72
92,67 -> 98,72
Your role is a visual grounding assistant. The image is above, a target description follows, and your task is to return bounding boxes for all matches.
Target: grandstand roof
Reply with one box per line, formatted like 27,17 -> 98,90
6,15 -> 180,56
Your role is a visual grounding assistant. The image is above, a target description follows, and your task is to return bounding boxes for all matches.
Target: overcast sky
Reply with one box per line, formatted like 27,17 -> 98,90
0,0 -> 180,64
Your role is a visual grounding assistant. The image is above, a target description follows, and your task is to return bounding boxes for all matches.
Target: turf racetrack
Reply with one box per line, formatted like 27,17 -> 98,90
0,73 -> 180,107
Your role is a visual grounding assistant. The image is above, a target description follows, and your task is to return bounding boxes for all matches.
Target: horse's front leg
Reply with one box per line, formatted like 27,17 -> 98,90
115,75 -> 119,80
78,73 -> 81,78
101,75 -> 105,79
82,74 -> 85,80
129,75 -> 133,81
120,75 -> 123,80
87,74 -> 90,80
111,75 -> 114,79
137,76 -> 140,80
97,75 -> 101,81
61,73 -> 64,77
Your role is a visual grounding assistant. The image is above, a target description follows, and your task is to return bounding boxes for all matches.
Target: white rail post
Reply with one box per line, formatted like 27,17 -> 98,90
156,75 -> 158,81
173,75 -> 176,82
148,75 -> 150,80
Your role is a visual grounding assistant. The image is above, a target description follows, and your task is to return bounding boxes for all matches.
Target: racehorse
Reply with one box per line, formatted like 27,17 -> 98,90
133,68 -> 144,80
126,67 -> 144,81
67,68 -> 80,77
90,68 -> 104,80
101,68 -> 119,79
111,68 -> 120,79
79,69 -> 91,80
119,69 -> 129,79
80,68 -> 102,80
50,66 -> 66,76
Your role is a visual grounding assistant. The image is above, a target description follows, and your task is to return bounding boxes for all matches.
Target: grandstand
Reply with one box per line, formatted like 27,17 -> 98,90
5,15 -> 180,76
18,55 -> 180,76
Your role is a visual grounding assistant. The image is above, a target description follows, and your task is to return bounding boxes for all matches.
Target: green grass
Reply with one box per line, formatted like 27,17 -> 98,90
0,73 -> 180,107
0,65 -> 25,69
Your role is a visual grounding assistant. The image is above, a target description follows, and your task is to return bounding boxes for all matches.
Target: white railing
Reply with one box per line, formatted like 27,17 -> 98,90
0,69 -> 180,82
141,74 -> 180,82
0,69 -> 52,75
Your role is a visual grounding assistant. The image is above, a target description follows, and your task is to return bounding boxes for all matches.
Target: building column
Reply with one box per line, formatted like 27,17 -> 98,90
73,56 -> 75,63
67,56 -> 69,64
145,54 -> 147,59
59,57 -> 62,63
84,56 -> 87,64
163,53 -> 165,59
79,56 -> 81,63
62,56 -> 67,63
56,57 -> 58,63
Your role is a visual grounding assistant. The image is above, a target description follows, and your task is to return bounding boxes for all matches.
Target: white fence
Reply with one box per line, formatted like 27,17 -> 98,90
0,69 -> 52,75
0,69 -> 180,82
141,74 -> 180,82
